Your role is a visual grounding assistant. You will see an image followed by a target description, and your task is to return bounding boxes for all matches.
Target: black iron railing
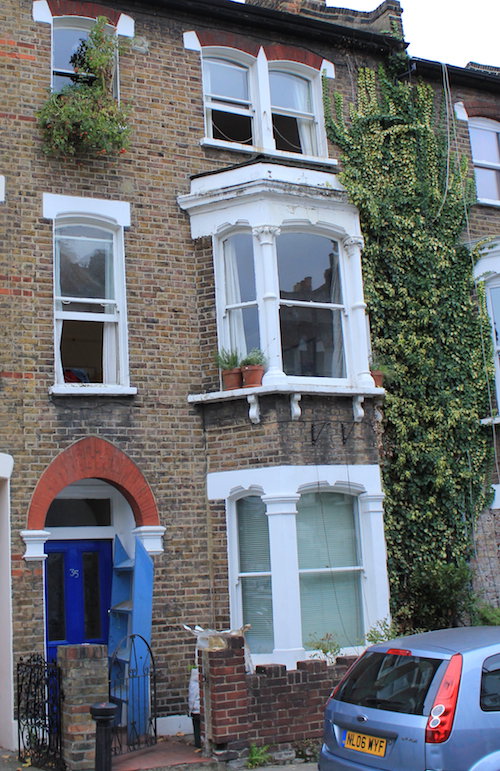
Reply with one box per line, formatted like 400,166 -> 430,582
109,634 -> 157,755
17,654 -> 65,770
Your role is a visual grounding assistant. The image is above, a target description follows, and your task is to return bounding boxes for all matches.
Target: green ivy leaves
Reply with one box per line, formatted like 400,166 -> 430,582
325,64 -> 493,630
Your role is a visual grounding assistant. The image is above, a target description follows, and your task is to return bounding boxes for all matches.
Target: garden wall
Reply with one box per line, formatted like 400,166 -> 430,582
199,635 -> 356,761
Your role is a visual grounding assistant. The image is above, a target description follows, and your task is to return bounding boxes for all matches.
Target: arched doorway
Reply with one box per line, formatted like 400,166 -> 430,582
21,438 -> 164,662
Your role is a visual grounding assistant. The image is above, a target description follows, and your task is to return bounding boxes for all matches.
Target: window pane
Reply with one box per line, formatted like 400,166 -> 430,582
270,72 -> 311,112
475,167 -> 500,200
61,320 -> 104,383
211,111 -> 253,144
228,306 -> 260,355
53,27 -> 89,72
337,652 -> 442,716
272,114 -> 304,154
470,127 -> 500,164
237,496 -> 270,572
277,234 -> 342,303
56,225 -> 114,300
300,571 -> 363,648
46,498 -> 112,527
83,552 -> 102,639
280,306 -> 346,377
46,553 -> 66,642
224,235 -> 256,303
297,492 -> 358,569
490,287 -> 500,349
205,59 -> 249,102
481,654 -> 500,712
241,576 -> 274,653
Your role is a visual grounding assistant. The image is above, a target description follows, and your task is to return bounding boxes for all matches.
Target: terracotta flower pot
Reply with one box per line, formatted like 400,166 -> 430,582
370,369 -> 384,387
241,364 -> 264,388
222,367 -> 243,390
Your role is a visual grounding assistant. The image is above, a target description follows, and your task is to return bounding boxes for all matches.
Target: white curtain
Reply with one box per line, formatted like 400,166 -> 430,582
224,237 -> 248,357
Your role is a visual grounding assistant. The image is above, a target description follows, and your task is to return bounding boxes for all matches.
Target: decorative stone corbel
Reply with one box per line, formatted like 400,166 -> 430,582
353,395 -> 365,422
247,394 -> 260,424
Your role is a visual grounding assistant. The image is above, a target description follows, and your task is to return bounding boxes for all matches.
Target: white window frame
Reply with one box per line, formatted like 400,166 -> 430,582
32,1 -> 134,94
469,117 -> 500,206
474,241 -> 500,408
189,37 -> 332,163
208,463 -> 389,669
43,193 -> 136,396
178,162 -> 375,392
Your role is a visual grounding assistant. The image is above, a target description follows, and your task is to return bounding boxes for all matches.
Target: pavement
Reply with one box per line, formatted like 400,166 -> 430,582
0,742 -> 318,771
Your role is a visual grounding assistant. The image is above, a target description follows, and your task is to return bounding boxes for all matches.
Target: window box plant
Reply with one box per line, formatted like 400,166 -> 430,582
36,16 -> 131,159
215,348 -> 242,390
240,348 -> 266,388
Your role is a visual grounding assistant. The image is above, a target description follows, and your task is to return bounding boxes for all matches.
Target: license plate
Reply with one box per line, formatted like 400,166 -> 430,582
342,729 -> 387,757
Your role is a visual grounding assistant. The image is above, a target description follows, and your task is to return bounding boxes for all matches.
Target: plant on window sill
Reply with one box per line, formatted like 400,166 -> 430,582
37,16 -> 131,159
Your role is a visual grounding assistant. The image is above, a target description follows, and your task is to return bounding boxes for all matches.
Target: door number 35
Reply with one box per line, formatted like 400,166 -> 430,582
69,568 -> 80,578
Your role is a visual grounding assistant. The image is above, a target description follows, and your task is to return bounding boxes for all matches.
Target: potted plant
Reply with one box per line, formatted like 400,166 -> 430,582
369,357 -> 395,388
240,348 -> 266,388
215,348 -> 242,390
36,16 -> 131,159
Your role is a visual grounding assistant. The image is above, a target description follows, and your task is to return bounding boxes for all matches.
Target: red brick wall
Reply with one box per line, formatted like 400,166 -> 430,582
199,635 -> 355,759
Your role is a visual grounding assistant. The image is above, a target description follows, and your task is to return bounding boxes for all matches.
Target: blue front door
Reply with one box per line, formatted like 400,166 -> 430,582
44,540 -> 112,663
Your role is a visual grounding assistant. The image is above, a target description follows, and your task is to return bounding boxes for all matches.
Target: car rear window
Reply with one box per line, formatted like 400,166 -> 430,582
335,651 -> 443,715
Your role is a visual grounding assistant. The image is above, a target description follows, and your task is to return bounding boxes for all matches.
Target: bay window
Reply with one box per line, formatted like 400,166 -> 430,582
221,229 -> 346,381
210,464 -> 389,667
236,491 -> 363,655
178,161 -> 375,392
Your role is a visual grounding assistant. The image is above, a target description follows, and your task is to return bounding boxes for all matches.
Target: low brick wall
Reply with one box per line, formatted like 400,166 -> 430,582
58,644 -> 109,771
199,635 -> 355,760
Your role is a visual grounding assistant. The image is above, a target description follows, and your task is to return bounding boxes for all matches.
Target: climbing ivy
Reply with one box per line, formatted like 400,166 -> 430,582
325,65 -> 494,631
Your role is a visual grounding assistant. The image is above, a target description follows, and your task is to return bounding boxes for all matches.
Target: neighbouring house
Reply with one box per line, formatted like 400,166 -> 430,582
0,0 -> 499,760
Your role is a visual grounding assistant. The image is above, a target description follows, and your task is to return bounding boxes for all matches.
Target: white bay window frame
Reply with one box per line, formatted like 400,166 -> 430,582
43,193 -> 136,396
178,162 -> 375,392
209,464 -> 389,668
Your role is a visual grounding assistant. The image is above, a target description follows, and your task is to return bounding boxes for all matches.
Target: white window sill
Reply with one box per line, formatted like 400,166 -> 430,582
50,384 -> 137,396
188,382 -> 384,424
480,415 -> 500,425
476,198 -> 500,208
200,137 -> 338,168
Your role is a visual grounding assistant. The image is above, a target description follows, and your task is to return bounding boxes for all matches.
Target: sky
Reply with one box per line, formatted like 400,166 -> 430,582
231,0 -> 500,70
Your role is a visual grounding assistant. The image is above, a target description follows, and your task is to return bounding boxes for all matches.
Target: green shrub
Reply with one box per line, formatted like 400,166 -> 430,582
37,16 -> 131,158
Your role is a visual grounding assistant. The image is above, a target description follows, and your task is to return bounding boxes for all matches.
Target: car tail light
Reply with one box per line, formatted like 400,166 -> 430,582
327,653 -> 366,703
425,653 -> 462,744
386,648 -> 412,656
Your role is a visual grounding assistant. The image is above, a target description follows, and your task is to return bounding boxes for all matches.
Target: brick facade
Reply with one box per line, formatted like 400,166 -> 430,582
1,0 -> 500,752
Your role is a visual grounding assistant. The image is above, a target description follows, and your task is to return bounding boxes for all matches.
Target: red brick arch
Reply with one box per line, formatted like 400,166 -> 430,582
27,437 -> 159,530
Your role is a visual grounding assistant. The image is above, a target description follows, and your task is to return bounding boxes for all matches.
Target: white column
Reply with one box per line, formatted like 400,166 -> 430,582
358,492 -> 390,633
0,454 -> 16,750
262,493 -> 305,668
342,235 -> 374,388
253,226 -> 286,385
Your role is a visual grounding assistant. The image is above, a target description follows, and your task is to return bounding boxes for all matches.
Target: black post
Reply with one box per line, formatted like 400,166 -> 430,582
90,702 -> 117,771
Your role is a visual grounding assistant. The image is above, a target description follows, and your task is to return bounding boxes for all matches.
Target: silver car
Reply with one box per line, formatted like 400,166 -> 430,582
319,626 -> 500,771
